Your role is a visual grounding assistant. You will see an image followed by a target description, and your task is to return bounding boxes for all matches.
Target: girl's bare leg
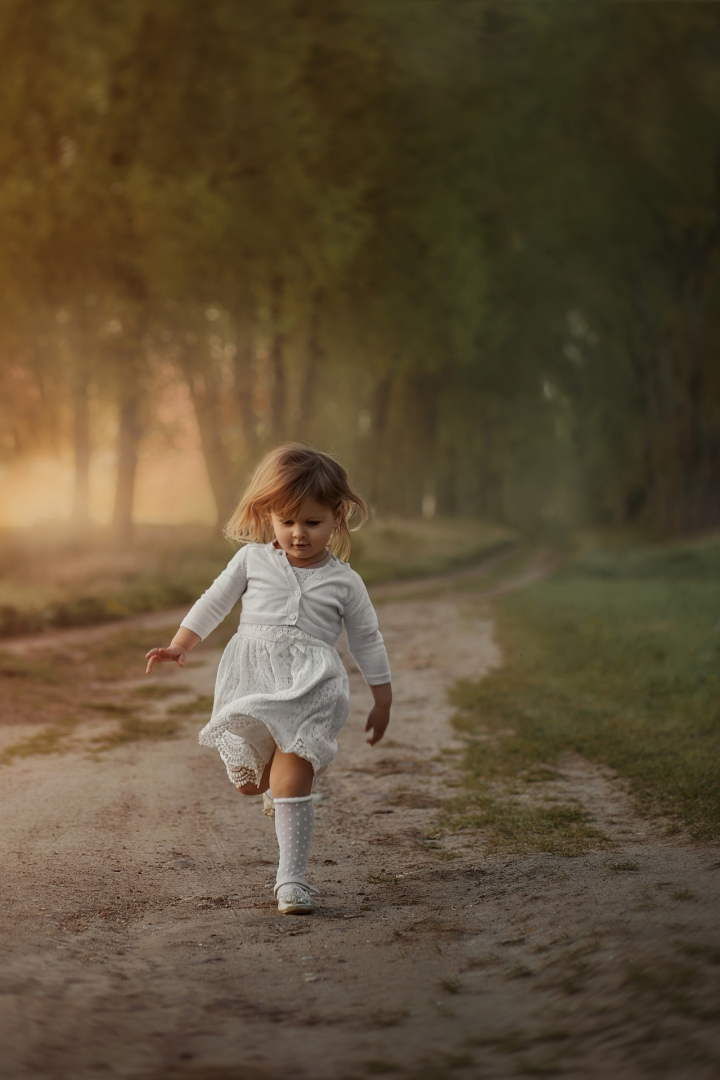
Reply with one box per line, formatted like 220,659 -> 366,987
236,748 -> 313,797
269,748 -> 314,798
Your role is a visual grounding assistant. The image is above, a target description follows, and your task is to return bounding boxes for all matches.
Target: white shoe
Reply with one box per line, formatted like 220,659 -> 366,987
276,883 -> 315,915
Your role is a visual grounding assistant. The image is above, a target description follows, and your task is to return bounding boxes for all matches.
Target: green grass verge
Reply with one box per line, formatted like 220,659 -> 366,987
449,537 -> 720,841
350,517 -> 514,585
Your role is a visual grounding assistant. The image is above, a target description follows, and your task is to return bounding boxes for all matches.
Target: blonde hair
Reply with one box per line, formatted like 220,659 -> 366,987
225,443 -> 367,561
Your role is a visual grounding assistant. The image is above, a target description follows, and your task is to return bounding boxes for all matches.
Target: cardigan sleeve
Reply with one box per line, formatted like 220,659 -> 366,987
180,546 -> 249,640
343,574 -> 391,686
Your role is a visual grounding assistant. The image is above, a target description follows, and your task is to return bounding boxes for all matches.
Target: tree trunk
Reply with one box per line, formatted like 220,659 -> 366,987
363,374 -> 393,507
268,276 -> 286,440
112,393 -> 142,544
185,367 -> 238,528
233,336 -> 258,464
71,377 -> 91,529
294,289 -> 323,440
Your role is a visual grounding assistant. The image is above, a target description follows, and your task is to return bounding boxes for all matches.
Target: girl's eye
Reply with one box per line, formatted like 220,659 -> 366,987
306,521 -> 320,527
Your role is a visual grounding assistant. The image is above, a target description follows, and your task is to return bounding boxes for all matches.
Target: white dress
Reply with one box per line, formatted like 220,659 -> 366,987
198,566 -> 351,787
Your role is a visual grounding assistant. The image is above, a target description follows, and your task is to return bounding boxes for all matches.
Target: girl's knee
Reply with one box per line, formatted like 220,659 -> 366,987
237,782 -> 261,796
237,779 -> 270,796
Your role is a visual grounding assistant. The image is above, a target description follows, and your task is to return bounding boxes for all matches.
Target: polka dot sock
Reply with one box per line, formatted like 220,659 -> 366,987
273,794 -> 315,893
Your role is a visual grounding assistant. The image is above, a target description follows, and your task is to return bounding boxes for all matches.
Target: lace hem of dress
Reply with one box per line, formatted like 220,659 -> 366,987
226,763 -> 258,788
215,724 -> 324,790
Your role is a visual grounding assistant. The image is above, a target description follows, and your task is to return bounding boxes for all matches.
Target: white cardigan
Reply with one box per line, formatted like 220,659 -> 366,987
181,542 -> 391,686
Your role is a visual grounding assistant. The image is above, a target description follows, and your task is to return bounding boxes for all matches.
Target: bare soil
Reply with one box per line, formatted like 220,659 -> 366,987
0,565 -> 718,1080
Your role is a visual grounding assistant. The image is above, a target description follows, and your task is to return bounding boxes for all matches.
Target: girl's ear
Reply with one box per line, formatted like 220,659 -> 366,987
333,507 -> 343,528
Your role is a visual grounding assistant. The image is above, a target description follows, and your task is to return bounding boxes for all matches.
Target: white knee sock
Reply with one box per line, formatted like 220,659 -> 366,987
273,794 -> 316,894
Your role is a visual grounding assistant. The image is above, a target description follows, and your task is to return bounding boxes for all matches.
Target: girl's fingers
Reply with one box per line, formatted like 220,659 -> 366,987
146,647 -> 186,674
145,648 -> 168,675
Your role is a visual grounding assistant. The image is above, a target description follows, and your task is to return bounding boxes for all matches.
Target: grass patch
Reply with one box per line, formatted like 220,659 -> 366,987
443,793 -> 605,856
0,525 -> 234,638
130,683 -> 193,698
449,537 -> 720,840
88,701 -> 137,716
0,711 -> 182,762
0,717 -> 79,764
91,715 -> 181,750
0,623 -> 187,730
167,694 -> 214,716
0,650 -> 67,683
351,518 -> 515,585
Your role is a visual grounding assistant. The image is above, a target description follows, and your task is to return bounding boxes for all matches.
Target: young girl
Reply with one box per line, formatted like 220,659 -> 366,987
145,444 -> 392,915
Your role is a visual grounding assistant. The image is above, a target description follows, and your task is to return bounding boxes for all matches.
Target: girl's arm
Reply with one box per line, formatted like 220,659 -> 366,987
344,575 -> 393,745
179,546 -> 249,641
145,626 -> 201,675
344,580 -> 392,686
365,681 -> 392,745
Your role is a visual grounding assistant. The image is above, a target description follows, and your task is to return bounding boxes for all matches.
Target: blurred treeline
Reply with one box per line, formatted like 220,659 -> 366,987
1,1 -> 719,538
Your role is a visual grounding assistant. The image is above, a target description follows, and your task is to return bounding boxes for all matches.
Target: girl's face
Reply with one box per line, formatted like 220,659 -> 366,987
271,498 -> 341,566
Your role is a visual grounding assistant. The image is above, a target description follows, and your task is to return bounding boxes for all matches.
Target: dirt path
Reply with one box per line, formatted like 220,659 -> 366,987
0,564 -> 718,1080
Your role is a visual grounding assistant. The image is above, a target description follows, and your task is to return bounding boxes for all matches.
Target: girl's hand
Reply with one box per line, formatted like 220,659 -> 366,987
365,704 -> 390,746
145,627 -> 201,674
365,682 -> 392,745
145,644 -> 187,675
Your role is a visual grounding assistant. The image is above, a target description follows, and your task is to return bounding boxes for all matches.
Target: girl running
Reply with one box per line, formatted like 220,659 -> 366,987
145,443 -> 392,914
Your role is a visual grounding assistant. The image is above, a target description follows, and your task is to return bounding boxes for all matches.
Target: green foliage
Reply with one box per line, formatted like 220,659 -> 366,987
452,538 -> 720,839
0,4 -> 718,532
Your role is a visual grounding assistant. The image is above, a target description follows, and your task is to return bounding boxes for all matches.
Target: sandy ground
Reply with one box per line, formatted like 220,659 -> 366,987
0,564 -> 719,1080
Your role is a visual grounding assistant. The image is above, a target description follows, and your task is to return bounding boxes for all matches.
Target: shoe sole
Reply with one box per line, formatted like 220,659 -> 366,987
278,904 -> 314,915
